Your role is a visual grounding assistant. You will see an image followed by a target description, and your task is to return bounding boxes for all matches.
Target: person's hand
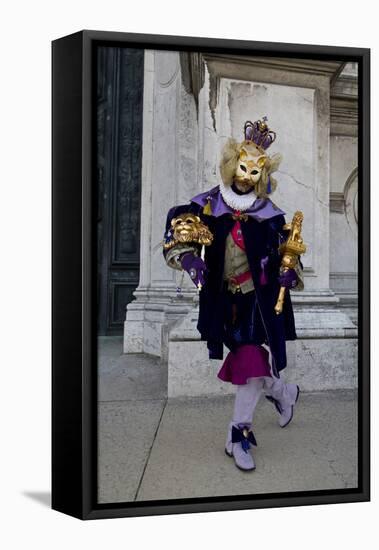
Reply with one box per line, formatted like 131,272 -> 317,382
180,252 -> 207,288
278,268 -> 298,289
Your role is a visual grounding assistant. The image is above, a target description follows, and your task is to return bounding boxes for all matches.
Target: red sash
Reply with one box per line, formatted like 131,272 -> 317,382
229,271 -> 252,285
231,220 -> 245,251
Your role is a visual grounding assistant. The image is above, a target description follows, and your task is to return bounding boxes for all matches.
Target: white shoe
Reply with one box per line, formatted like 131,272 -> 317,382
225,423 -> 257,471
266,384 -> 300,428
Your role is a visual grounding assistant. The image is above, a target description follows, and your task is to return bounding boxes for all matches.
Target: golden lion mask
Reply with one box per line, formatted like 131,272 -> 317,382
171,214 -> 213,246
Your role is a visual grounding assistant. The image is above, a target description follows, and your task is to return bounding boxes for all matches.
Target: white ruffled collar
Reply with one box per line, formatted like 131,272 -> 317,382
219,180 -> 257,212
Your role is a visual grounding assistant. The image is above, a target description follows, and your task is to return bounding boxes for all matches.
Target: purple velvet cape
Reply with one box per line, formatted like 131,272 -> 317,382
163,186 -> 297,378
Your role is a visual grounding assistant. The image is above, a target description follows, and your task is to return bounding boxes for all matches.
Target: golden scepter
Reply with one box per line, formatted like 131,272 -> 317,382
274,211 -> 306,315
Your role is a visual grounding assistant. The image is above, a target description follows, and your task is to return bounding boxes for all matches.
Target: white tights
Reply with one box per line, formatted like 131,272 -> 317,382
232,376 -> 294,425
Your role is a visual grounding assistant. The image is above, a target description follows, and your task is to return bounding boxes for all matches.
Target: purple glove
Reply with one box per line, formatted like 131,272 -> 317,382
278,268 -> 298,289
180,252 -> 207,288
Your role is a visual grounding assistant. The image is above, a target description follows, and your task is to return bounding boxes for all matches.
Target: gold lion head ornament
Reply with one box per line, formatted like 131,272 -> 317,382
171,213 -> 213,246
163,213 -> 213,250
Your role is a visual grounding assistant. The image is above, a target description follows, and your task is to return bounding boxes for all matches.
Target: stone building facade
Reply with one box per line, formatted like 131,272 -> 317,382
123,51 -> 358,398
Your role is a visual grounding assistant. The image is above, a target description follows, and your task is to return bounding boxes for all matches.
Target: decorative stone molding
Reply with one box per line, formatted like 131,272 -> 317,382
330,272 -> 357,285
329,168 -> 358,225
344,167 -> 358,236
330,97 -> 358,137
330,62 -> 358,137
329,66 -> 358,325
332,62 -> 358,98
330,192 -> 345,213
179,52 -> 205,111
203,54 -> 343,78
182,53 -> 344,129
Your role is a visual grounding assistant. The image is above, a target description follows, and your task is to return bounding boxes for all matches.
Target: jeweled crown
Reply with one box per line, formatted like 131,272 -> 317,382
244,116 -> 276,151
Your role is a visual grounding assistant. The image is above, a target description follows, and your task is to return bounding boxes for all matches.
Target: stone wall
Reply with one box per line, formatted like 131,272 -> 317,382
124,51 -> 358,397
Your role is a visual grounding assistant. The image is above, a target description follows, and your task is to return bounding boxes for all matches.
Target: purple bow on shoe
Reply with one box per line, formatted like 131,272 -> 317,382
231,425 -> 257,452
278,268 -> 298,289
180,252 -> 207,288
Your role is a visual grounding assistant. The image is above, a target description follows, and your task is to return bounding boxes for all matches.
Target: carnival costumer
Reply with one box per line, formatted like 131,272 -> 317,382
163,118 -> 305,471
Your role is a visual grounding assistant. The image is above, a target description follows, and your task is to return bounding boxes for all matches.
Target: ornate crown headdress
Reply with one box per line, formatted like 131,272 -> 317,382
244,116 -> 276,152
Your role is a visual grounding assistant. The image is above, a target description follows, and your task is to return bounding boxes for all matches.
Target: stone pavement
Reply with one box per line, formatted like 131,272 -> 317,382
98,337 -> 358,504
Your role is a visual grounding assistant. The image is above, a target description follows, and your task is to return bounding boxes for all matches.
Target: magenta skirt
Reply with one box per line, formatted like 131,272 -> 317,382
217,344 -> 271,385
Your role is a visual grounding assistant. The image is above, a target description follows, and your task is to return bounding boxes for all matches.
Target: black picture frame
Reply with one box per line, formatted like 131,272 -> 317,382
52,30 -> 370,520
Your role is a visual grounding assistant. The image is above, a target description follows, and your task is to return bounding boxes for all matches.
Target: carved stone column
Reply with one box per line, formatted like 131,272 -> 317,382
124,50 -> 200,359
330,62 -> 358,324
